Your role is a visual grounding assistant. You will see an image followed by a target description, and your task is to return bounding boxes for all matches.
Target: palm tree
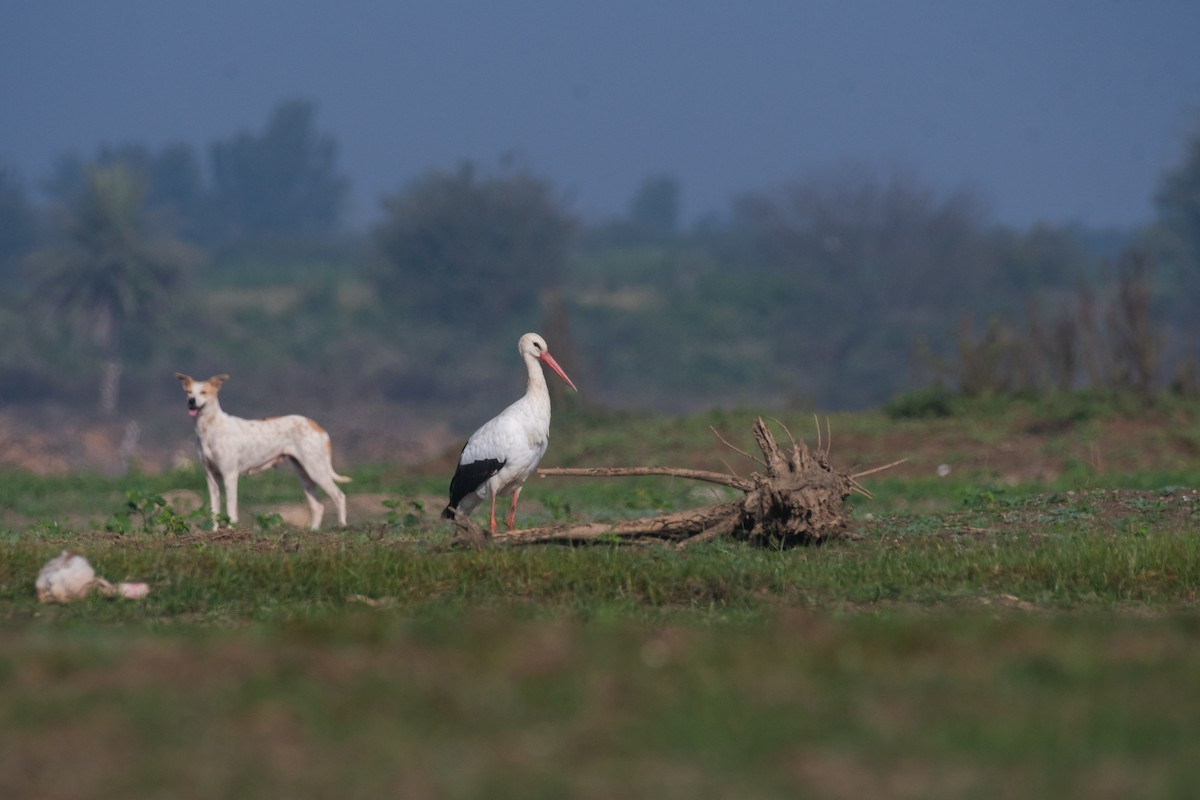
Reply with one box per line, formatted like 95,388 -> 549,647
27,164 -> 200,415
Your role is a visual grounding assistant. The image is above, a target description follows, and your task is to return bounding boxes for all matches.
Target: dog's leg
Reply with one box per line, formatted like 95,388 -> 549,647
307,465 -> 345,527
317,472 -> 347,527
334,483 -> 347,527
204,466 -> 222,531
297,438 -> 348,528
223,473 -> 240,527
289,461 -> 325,530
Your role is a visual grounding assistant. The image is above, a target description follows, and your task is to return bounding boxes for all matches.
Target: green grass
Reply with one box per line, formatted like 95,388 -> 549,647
4,405 -> 1200,798
6,521 -> 1200,625
3,604 -> 1200,798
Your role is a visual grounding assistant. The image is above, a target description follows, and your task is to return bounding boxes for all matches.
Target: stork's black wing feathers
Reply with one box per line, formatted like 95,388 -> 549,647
443,456 -> 506,518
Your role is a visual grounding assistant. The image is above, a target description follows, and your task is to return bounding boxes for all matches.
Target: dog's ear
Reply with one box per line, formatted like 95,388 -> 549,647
175,372 -> 193,387
210,374 -> 230,387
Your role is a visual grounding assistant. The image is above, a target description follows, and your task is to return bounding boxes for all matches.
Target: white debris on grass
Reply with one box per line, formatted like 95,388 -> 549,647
36,550 -> 150,604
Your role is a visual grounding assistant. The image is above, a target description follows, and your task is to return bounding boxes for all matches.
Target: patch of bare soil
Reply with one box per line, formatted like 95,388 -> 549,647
1046,487 -> 1200,531
827,414 -> 1199,487
852,487 -> 1200,544
164,527 -> 283,551
0,404 -> 458,475
0,408 -> 134,475
146,491 -> 450,546
264,492 -> 442,529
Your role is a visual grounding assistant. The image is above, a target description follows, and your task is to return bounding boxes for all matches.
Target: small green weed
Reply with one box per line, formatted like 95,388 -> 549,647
962,488 -> 1019,510
885,384 -> 958,419
540,493 -> 573,522
255,511 -> 285,531
383,497 -> 426,530
24,518 -> 68,538
106,489 -> 194,536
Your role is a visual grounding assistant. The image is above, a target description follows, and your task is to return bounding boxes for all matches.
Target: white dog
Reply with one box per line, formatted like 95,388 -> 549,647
175,373 -> 350,530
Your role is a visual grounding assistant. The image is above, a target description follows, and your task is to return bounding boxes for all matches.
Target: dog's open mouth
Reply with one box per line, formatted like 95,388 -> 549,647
187,401 -> 202,418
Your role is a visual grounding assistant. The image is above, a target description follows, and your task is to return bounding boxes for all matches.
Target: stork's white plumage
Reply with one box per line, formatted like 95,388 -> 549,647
443,332 -> 577,534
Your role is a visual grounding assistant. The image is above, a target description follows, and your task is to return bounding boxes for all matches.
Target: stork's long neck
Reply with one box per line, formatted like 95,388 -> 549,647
524,353 -> 551,416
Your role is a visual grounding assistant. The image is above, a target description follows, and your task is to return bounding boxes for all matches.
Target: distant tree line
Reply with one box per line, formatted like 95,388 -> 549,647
21,98 -> 346,254
0,97 -> 1198,420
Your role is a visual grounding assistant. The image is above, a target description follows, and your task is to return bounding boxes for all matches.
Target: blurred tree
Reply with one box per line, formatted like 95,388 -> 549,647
0,166 -> 40,284
628,174 -> 680,238
26,164 -> 201,415
730,165 -> 993,309
43,153 -> 90,205
209,99 -> 348,239
584,174 -> 683,250
1152,125 -> 1200,327
374,161 -> 576,334
1156,129 -> 1200,261
137,143 -> 208,239
718,166 -> 1060,406
44,143 -> 208,241
990,224 -> 1093,293
1105,251 -> 1162,394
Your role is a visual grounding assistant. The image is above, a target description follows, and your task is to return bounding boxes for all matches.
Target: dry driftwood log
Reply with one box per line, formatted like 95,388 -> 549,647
448,417 -> 898,549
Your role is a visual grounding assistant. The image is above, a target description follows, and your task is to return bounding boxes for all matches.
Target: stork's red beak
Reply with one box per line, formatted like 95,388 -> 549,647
539,351 -> 578,392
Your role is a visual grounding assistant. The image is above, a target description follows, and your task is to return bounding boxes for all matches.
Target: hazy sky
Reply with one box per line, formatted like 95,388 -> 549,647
3,1 -> 1198,230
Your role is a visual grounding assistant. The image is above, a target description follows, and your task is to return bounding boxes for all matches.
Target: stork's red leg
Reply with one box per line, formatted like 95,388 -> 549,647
507,487 -> 522,530
489,492 -> 498,534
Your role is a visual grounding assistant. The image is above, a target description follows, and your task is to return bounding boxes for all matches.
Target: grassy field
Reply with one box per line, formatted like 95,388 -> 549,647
2,400 -> 1200,799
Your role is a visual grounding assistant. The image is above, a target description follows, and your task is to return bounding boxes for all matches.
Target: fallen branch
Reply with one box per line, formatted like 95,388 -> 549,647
490,504 -> 741,546
538,466 -> 754,492
851,458 -> 909,480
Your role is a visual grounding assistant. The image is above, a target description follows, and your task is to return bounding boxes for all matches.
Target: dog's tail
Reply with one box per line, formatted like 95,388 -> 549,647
334,473 -> 352,484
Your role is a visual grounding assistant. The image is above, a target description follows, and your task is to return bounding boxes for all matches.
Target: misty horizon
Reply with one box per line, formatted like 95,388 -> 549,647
4,2 -> 1199,234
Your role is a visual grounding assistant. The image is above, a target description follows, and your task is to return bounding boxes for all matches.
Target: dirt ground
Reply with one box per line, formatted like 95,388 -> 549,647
0,405 -> 456,476
2,402 -> 1197,489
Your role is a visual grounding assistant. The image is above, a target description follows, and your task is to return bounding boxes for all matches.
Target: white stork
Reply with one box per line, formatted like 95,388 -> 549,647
443,332 -> 577,534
